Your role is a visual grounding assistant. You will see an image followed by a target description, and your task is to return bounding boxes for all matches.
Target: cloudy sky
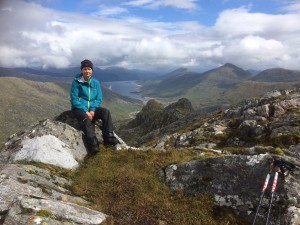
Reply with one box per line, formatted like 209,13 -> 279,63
1,0 -> 300,72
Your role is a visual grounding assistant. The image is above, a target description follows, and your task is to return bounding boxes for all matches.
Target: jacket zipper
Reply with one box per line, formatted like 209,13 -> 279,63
88,80 -> 91,110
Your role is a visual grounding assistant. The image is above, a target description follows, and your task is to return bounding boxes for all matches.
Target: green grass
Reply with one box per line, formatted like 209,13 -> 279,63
70,149 -> 247,225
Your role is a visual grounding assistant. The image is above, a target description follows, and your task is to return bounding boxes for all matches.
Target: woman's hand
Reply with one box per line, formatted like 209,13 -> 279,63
86,111 -> 93,121
89,111 -> 95,120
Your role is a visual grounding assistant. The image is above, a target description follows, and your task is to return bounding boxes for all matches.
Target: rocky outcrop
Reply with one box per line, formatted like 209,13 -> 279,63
0,109 -> 140,225
153,89 -> 300,152
2,119 -> 87,170
0,116 -> 110,224
160,154 -> 300,225
117,98 -> 195,146
125,98 -> 193,131
153,89 -> 300,224
0,164 -> 107,225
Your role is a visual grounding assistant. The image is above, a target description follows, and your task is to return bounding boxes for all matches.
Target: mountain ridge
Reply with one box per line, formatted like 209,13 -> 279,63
10,66 -> 159,82
140,63 -> 299,111
251,67 -> 300,82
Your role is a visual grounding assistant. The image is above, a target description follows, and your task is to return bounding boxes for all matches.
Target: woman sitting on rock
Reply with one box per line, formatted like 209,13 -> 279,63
70,59 -> 119,154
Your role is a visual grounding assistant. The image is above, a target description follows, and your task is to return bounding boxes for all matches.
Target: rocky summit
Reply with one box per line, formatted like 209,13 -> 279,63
0,89 -> 300,225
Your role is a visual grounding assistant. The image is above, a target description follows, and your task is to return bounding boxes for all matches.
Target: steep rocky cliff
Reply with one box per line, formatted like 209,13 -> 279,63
0,89 -> 299,225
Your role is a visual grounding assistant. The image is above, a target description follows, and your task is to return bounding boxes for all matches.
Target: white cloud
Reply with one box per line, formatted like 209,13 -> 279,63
153,0 -> 198,10
124,0 -> 198,10
124,0 -> 154,7
92,5 -> 128,17
0,46 -> 27,67
280,1 -> 300,13
0,0 -> 300,71
214,8 -> 300,38
221,36 -> 287,68
211,7 -> 300,69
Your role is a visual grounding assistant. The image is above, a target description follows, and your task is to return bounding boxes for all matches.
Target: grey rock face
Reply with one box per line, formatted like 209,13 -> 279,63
155,89 -> 300,225
0,163 -> 107,225
161,154 -> 300,225
12,135 -> 79,169
0,116 -> 110,224
3,119 -> 87,169
4,196 -> 106,225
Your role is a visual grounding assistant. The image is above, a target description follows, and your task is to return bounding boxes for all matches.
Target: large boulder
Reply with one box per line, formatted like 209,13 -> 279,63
4,196 -> 106,225
161,154 -> 300,225
2,119 -> 87,170
0,164 -> 107,224
0,115 -> 109,224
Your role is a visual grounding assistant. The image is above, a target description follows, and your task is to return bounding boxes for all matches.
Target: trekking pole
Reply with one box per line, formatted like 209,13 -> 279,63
252,172 -> 271,225
265,171 -> 278,225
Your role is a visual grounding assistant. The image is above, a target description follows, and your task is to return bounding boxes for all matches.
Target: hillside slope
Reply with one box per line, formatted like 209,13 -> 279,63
0,67 -> 73,82
140,63 -> 298,111
0,77 -> 142,146
14,66 -> 159,82
252,68 -> 300,82
0,77 -> 70,145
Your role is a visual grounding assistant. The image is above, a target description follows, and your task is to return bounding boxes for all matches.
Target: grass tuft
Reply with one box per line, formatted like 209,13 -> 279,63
70,149 -> 246,225
36,209 -> 53,218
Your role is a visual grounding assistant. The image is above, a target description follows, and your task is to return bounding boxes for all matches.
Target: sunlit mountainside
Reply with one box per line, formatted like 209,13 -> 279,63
1,63 -> 300,146
140,63 -> 299,112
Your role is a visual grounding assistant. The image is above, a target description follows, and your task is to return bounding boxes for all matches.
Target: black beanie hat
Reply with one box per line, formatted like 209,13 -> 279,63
81,59 -> 93,70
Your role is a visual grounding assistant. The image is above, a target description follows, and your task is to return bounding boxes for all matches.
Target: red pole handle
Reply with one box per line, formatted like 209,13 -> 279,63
262,173 -> 271,193
271,172 -> 278,193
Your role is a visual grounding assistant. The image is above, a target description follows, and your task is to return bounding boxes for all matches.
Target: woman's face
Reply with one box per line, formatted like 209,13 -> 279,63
82,67 -> 93,81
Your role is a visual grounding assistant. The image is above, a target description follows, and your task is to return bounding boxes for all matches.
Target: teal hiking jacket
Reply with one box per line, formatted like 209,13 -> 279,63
70,74 -> 102,112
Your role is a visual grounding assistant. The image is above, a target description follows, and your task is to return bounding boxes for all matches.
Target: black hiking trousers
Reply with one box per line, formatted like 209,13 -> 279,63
72,107 -> 114,149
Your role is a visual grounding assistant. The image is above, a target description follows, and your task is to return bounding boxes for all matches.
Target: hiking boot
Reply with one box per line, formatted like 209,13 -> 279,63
104,136 -> 120,146
90,144 -> 100,154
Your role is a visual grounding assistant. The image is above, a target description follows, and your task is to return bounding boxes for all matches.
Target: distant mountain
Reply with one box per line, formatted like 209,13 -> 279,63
16,67 -> 65,77
142,70 -> 206,98
205,63 -> 253,80
251,68 -> 300,82
0,67 -> 72,82
97,66 -> 159,81
140,63 -> 298,112
247,69 -> 260,75
156,67 -> 189,80
15,66 -> 159,82
141,63 -> 252,98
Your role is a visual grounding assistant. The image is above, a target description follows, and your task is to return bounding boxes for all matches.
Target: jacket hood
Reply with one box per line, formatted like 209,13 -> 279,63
74,73 -> 94,83
74,74 -> 98,89
74,73 -> 83,80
